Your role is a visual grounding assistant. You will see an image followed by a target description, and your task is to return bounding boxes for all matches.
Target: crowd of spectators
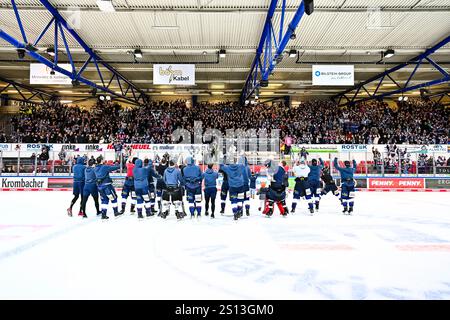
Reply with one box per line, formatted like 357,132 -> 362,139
5,98 -> 449,146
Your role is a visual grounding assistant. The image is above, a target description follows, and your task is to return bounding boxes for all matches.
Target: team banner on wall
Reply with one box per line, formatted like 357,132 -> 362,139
368,178 -> 424,189
376,144 -> 448,154
291,145 -> 338,153
153,64 -> 195,85
312,65 -> 354,86
30,63 -> 72,85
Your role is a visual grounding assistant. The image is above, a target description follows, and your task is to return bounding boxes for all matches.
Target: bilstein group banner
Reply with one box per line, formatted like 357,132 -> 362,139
312,65 -> 354,86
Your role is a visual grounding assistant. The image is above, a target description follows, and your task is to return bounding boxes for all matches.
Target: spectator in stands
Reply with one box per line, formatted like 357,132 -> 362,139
58,149 -> 67,165
436,156 -> 446,166
5,98 -> 449,146
38,147 -> 49,172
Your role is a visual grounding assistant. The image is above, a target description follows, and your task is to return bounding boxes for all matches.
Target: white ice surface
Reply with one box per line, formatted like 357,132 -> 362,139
0,191 -> 449,299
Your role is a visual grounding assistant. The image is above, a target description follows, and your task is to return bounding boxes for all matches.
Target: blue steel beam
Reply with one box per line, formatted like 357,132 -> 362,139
0,75 -> 56,105
39,0 -> 148,103
241,0 -> 311,103
0,0 -> 149,105
333,35 -> 450,106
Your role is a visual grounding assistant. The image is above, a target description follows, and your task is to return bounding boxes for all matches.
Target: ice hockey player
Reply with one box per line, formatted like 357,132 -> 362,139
308,158 -> 324,212
156,157 -> 168,215
183,157 -> 203,218
264,159 -> 289,217
67,156 -> 86,217
219,167 -> 229,215
94,156 -> 121,220
144,158 -> 161,216
132,158 -> 154,219
219,157 -> 245,221
257,181 -> 269,213
333,157 -> 357,214
249,171 -> 258,199
291,158 -> 314,214
203,163 -> 219,218
161,160 -> 184,219
119,157 -> 137,215
320,166 -> 339,198
80,158 -> 101,218
238,155 -> 252,216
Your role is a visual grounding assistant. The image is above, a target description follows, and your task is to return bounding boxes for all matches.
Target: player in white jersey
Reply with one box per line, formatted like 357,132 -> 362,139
291,158 -> 314,214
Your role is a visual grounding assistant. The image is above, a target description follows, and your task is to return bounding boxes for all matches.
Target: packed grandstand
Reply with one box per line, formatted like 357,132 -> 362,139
2,98 -> 448,146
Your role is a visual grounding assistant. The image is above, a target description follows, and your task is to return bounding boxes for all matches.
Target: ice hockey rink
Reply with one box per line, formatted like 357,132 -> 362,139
0,191 -> 449,300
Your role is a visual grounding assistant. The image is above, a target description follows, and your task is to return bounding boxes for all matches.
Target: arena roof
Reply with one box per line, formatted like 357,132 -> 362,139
0,0 -> 449,101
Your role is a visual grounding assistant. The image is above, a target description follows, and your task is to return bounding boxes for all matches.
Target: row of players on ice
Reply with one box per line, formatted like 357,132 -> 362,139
67,155 -> 357,220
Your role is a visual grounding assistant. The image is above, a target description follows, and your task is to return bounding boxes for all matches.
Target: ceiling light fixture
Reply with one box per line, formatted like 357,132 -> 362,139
96,0 -> 116,12
134,49 -> 143,59
46,47 -> 55,56
383,49 -> 395,59
17,49 -> 25,60
219,49 -> 226,58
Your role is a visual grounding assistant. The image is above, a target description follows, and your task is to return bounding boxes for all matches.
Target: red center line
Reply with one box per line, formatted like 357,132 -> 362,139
396,244 -> 450,252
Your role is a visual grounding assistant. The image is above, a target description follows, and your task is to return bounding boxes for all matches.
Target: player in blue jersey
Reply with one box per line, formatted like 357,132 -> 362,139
67,156 -> 86,217
308,158 -> 324,212
219,159 -> 245,221
183,157 -> 203,218
94,156 -> 121,220
80,158 -> 101,218
333,158 -> 357,215
203,163 -> 219,218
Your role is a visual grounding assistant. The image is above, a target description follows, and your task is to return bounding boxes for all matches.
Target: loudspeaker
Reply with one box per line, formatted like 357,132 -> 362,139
284,96 -> 291,107
304,0 -> 314,15
0,94 -> 8,107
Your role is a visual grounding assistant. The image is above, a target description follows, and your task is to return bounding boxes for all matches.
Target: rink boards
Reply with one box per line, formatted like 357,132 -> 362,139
0,176 -> 449,192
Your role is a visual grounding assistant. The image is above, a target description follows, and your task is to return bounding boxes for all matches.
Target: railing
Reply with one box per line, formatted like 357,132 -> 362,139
0,143 -> 448,178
